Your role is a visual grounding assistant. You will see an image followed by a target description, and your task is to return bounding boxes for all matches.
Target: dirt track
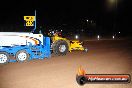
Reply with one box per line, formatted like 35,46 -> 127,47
0,39 -> 132,88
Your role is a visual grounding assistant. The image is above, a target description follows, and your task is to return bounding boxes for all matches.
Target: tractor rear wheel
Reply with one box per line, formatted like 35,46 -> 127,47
53,40 -> 69,56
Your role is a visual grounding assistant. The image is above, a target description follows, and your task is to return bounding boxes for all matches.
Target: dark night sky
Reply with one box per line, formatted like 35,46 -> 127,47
0,0 -> 131,36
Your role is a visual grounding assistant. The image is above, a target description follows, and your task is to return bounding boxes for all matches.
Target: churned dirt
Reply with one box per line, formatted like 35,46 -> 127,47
0,39 -> 132,88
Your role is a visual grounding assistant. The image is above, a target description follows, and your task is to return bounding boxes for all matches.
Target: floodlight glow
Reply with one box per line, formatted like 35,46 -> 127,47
97,35 -> 100,39
75,35 -> 79,39
113,35 -> 115,39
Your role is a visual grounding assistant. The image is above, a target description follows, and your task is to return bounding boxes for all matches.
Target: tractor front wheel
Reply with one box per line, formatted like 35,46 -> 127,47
84,48 -> 88,52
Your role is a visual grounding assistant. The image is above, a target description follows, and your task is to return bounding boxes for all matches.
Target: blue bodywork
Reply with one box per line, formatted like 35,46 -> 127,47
0,37 -> 51,63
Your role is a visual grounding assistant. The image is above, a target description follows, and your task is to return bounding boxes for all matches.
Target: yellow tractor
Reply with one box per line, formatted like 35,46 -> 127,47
50,32 -> 88,56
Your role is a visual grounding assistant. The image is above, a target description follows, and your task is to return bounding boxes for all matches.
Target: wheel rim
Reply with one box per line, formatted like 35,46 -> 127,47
17,52 -> 27,61
59,45 -> 66,52
0,54 -> 8,63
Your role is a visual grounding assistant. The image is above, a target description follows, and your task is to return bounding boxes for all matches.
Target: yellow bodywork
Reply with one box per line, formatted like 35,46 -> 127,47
69,40 -> 84,52
52,34 -> 85,52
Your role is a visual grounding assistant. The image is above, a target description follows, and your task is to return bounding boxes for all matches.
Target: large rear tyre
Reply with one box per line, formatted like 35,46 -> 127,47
0,52 -> 9,64
53,40 -> 69,56
15,50 -> 29,62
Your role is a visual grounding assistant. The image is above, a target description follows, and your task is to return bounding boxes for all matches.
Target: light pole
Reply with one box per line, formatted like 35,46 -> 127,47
109,0 -> 118,35
113,0 -> 117,35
